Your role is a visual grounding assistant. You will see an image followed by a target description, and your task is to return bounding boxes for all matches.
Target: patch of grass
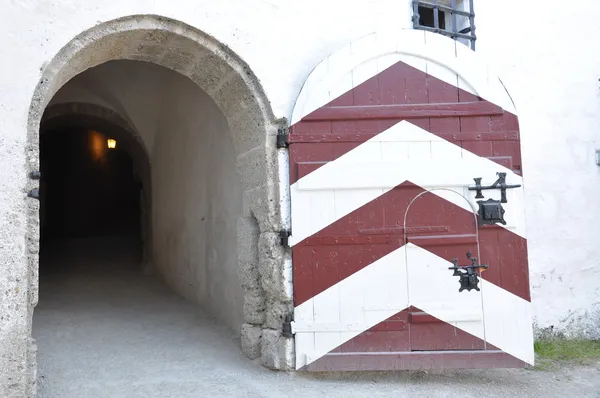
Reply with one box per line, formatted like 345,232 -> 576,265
532,339 -> 600,371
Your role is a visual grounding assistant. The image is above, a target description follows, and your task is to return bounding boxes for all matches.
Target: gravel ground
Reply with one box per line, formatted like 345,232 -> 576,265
33,239 -> 600,398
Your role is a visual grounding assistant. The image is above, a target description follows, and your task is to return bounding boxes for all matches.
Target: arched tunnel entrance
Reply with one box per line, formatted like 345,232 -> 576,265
26,17 -> 292,390
33,59 -> 254,391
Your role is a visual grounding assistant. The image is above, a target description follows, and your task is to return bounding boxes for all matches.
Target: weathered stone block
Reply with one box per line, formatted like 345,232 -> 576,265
263,298 -> 293,330
237,147 -> 267,193
240,323 -> 262,360
189,52 -> 236,98
258,232 -> 291,302
237,217 -> 261,291
243,288 -> 266,325
244,185 -> 278,233
260,329 -> 294,371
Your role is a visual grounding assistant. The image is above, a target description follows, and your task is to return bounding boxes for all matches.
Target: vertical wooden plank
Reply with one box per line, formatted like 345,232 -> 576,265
334,142 -> 381,163
492,140 -> 521,173
330,142 -> 362,160
481,280 -> 534,365
460,114 -> 491,132
337,265 -> 365,353
462,141 -> 493,158
333,189 -> 385,224
409,117 -> 431,132
289,141 -> 332,185
427,62 -> 460,135
381,141 -> 409,161
327,44 -> 353,102
294,299 -> 316,369
378,59 -> 411,105
407,141 -> 431,160
308,190 -> 336,242
431,141 -> 462,160
313,284 -> 342,360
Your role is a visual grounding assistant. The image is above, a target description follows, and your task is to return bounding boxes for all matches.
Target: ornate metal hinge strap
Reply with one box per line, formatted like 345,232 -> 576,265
448,250 -> 488,292
468,172 -> 521,203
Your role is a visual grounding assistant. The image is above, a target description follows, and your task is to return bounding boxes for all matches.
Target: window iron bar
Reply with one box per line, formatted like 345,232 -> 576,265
433,0 -> 439,30
468,0 -> 476,50
416,2 -> 474,17
451,0 -> 457,36
416,25 -> 476,41
412,0 -> 476,50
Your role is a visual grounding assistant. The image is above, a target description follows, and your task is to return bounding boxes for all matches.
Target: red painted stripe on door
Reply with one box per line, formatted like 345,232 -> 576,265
306,306 -> 521,371
289,60 -> 522,185
292,182 -> 529,307
301,351 -> 525,372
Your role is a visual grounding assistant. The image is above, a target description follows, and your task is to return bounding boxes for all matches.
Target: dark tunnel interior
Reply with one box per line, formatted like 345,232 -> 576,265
39,126 -> 143,274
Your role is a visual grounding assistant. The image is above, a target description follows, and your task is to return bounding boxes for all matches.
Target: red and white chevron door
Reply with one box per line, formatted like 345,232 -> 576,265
286,30 -> 533,371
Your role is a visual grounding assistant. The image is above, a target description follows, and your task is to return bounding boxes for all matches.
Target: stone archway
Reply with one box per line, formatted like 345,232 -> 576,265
25,14 -> 292,394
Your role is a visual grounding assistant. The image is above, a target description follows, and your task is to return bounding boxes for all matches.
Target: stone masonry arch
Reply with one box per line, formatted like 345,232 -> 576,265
25,14 -> 292,393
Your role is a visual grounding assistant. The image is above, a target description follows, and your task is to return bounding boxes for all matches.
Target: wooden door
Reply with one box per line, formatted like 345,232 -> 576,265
287,30 -> 533,371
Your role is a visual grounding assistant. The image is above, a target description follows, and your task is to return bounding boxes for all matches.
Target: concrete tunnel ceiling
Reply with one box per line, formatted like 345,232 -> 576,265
27,15 -> 293,370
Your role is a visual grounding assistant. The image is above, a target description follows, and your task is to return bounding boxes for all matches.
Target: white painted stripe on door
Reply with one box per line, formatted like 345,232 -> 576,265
297,159 -> 513,190
293,248 -> 409,370
291,29 -> 517,125
293,243 -> 534,369
481,278 -> 535,365
289,120 -> 526,246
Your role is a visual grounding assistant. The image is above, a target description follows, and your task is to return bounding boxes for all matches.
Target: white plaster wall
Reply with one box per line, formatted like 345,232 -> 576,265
2,4 -> 600,386
473,1 -> 600,337
151,68 -> 244,331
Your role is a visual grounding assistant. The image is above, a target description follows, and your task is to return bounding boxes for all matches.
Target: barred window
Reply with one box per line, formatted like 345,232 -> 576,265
412,0 -> 476,50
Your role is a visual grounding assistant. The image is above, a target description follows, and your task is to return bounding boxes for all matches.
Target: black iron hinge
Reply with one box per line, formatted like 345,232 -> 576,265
29,171 -> 41,180
27,189 -> 40,200
279,229 -> 291,247
27,171 -> 41,200
282,314 -> 294,338
276,128 -> 289,149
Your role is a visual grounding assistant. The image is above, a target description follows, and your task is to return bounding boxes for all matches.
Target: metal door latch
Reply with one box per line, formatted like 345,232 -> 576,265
448,251 -> 488,292
476,198 -> 506,225
468,172 -> 521,203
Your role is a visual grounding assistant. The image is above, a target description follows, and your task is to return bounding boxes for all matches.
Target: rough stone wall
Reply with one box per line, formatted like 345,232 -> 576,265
474,1 -> 600,340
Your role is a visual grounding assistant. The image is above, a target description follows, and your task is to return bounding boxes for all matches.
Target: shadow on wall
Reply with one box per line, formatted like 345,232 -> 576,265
150,61 -> 246,331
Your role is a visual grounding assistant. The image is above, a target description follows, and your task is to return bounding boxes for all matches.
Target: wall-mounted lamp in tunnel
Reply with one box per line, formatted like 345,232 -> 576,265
107,138 -> 117,149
